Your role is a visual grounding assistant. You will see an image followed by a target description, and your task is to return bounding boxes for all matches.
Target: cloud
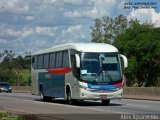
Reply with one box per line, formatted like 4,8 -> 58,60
2,29 -> 21,37
0,0 -> 159,55
0,0 -> 30,14
35,26 -> 55,36
128,8 -> 160,27
62,25 -> 82,34
91,0 -> 119,18
63,0 -> 85,5
26,16 -> 35,21
21,28 -> 34,38
0,38 -> 7,44
0,27 -> 33,38
64,0 -> 122,19
0,26 -> 55,40
64,10 -> 82,18
54,24 -> 87,44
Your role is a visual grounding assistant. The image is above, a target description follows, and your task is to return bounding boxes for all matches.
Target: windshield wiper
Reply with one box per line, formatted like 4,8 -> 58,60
104,70 -> 113,84
95,67 -> 114,84
95,67 -> 110,83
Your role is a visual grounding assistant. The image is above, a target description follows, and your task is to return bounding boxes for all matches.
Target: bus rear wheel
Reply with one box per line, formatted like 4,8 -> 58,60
40,90 -> 46,101
40,91 -> 52,102
101,100 -> 110,105
40,87 -> 52,102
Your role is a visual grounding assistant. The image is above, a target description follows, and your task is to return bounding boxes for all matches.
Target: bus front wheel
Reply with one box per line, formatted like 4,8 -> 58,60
67,91 -> 74,105
101,99 -> 110,105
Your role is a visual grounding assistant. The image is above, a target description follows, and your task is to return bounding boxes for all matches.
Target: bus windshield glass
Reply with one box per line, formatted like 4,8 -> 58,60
80,52 -> 122,84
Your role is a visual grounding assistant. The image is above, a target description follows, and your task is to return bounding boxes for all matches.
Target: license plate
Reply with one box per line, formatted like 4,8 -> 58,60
100,95 -> 107,99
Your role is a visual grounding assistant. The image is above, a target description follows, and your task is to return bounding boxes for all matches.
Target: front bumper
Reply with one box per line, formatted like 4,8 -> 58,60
0,88 -> 12,92
77,88 -> 123,100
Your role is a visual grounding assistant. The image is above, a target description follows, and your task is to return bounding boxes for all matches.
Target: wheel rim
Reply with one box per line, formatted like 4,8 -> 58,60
40,92 -> 44,100
67,92 -> 72,104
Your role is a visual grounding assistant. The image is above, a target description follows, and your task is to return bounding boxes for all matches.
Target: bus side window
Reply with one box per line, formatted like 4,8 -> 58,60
43,54 -> 49,68
56,52 -> 63,68
32,56 -> 38,69
37,55 -> 43,69
70,54 -> 76,75
63,50 -> 69,67
49,53 -> 56,68
32,57 -> 35,63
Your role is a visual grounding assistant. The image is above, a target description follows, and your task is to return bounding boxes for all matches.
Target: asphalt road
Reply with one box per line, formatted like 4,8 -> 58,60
0,93 -> 160,120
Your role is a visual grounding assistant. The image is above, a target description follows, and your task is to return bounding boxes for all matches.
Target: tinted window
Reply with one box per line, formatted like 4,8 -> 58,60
56,52 -> 63,68
70,49 -> 77,68
38,55 -> 43,69
0,83 -> 10,87
70,49 -> 79,77
49,53 -> 56,68
63,50 -> 69,67
43,54 -> 49,68
32,56 -> 38,69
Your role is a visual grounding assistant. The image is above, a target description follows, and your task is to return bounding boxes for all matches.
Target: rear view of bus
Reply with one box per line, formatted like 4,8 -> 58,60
31,43 -> 128,105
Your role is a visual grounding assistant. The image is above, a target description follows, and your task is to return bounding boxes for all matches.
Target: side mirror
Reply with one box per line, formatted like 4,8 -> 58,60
75,54 -> 80,68
120,54 -> 128,68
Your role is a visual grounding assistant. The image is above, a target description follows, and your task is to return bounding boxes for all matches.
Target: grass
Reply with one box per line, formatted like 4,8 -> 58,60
22,69 -> 31,81
21,69 -> 31,86
0,112 -> 38,120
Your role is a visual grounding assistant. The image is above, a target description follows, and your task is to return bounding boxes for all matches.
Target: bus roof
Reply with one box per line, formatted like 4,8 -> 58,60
32,43 -> 119,55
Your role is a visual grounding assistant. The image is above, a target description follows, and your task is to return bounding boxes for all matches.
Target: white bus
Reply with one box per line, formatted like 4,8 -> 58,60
31,43 -> 128,105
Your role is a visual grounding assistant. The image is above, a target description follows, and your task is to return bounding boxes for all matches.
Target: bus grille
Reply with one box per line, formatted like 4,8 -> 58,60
88,89 -> 119,93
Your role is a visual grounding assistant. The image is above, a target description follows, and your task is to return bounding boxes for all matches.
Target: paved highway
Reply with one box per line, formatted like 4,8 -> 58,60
0,93 -> 160,120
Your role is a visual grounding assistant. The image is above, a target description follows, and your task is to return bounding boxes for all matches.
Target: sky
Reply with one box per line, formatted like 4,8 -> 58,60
0,0 -> 160,56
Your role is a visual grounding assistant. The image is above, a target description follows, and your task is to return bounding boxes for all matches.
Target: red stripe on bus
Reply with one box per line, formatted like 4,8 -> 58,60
47,67 -> 72,74
113,82 -> 123,86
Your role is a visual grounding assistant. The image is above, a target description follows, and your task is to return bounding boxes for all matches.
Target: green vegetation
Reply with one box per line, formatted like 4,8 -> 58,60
0,50 -> 31,86
0,112 -> 38,120
91,15 -> 160,87
22,69 -> 31,86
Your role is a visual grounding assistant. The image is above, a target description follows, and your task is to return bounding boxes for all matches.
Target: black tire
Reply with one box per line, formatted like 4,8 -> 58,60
7,90 -> 12,93
67,91 -> 72,105
67,90 -> 76,105
40,87 -> 50,102
40,89 -> 45,101
101,100 -> 110,105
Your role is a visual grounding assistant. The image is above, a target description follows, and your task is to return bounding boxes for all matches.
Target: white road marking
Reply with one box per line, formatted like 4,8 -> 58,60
125,104 -> 148,108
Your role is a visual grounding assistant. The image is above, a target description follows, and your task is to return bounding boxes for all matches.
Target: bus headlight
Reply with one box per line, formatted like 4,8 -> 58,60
79,85 -> 87,90
115,87 -> 122,91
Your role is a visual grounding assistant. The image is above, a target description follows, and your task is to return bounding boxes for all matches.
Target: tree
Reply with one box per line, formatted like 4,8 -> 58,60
102,16 -> 113,43
114,21 -> 160,87
113,14 -> 128,36
91,14 -> 128,44
0,50 -> 31,86
90,18 -> 103,43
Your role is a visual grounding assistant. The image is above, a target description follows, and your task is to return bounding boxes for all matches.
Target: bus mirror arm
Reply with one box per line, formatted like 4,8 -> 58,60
75,54 -> 80,68
120,54 -> 128,68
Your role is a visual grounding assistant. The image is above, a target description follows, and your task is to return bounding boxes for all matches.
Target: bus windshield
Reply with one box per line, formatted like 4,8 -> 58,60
80,52 -> 122,84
